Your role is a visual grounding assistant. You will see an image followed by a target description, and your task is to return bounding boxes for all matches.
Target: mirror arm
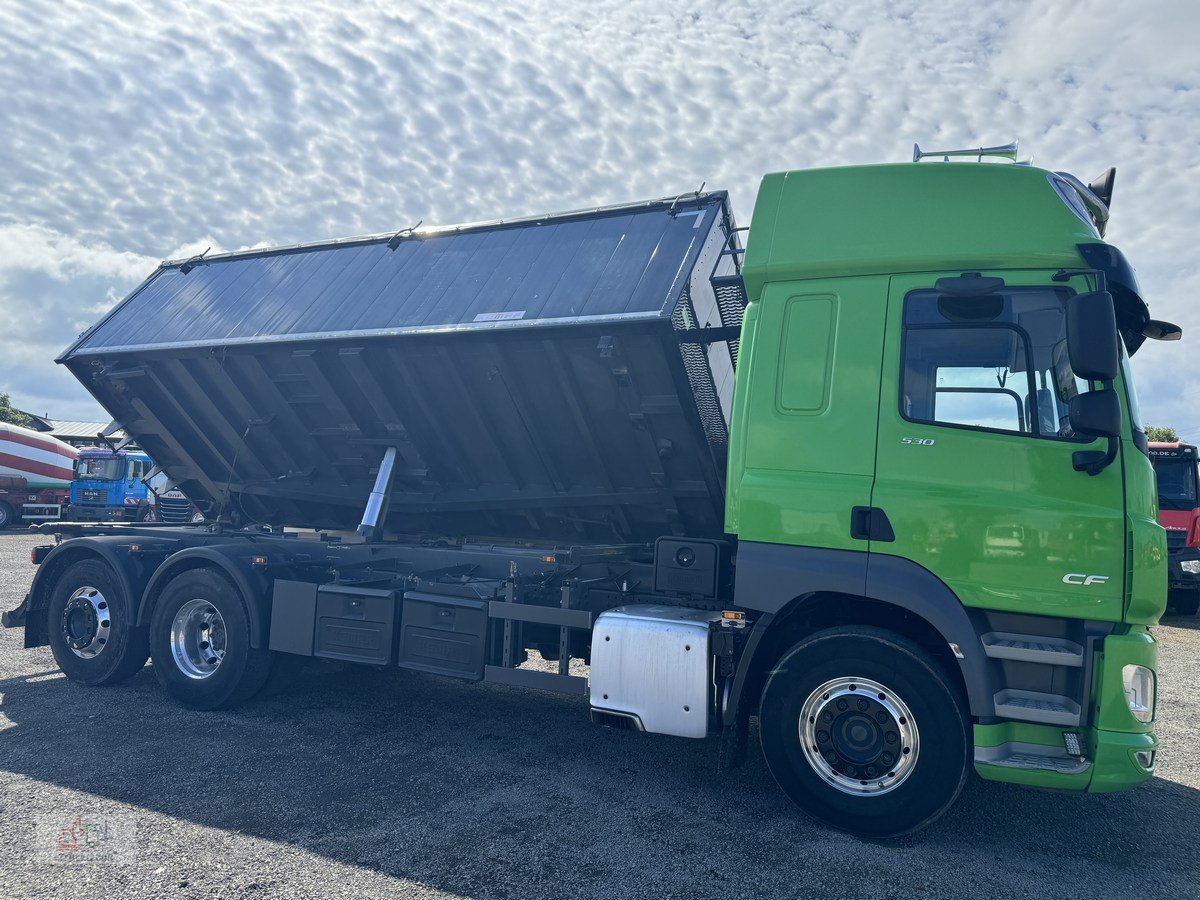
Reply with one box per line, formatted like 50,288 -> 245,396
1052,267 -> 1107,292
1072,436 -> 1118,476
1072,377 -> 1120,476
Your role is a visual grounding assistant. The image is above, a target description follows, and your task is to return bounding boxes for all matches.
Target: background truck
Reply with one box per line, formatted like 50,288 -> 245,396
1,151 -> 1180,837
1149,442 -> 1200,614
70,447 -> 155,522
0,422 -> 77,527
70,446 -> 203,524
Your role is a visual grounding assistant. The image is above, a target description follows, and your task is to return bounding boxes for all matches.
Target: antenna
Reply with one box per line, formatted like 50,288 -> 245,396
913,141 -> 1019,163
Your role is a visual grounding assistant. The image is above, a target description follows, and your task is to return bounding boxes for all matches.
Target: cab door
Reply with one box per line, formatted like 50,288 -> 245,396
870,273 -> 1126,620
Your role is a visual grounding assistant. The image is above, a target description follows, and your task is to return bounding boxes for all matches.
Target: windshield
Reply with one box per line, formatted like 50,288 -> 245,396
1155,459 -> 1198,510
75,457 -> 122,481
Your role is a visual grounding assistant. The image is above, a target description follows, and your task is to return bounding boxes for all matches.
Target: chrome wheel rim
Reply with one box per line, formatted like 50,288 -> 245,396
170,598 -> 227,680
799,676 -> 919,796
61,585 -> 111,660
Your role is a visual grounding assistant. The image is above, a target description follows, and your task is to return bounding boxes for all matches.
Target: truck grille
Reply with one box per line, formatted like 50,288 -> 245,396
157,497 -> 193,524
1166,530 -> 1187,552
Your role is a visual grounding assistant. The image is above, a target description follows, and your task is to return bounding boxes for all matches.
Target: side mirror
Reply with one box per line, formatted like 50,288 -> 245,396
1143,319 -> 1182,342
1066,291 -> 1119,381
1068,389 -> 1121,438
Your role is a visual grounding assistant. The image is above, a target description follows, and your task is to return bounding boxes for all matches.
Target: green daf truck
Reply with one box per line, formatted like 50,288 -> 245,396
4,145 -> 1179,837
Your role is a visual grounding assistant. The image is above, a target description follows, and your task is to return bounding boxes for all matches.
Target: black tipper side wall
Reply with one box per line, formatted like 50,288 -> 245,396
60,195 -> 744,544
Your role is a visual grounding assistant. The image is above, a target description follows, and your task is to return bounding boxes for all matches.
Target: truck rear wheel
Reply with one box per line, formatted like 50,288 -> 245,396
46,559 -> 150,685
759,626 -> 969,838
0,500 -> 14,529
149,568 -> 272,710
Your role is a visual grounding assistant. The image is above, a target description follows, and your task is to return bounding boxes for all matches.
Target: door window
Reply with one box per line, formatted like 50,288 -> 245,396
901,287 -> 1085,441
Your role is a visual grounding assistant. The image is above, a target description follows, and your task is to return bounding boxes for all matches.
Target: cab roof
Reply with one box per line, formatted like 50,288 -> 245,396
742,162 -> 1101,294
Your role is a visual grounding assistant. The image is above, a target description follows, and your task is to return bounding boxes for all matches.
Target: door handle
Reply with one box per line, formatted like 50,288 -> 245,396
851,507 -> 895,543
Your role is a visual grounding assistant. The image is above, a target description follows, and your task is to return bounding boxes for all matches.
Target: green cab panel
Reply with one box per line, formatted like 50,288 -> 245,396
725,276 -> 887,550
1091,627 -> 1157,733
1122,437 -> 1168,624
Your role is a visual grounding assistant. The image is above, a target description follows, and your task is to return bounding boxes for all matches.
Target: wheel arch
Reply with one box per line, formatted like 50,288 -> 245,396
138,547 -> 272,648
726,543 -> 994,724
21,538 -> 147,648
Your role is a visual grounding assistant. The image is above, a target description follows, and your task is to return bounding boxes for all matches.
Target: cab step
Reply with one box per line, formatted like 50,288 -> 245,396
993,689 -> 1081,726
981,631 -> 1083,667
975,742 -> 1090,775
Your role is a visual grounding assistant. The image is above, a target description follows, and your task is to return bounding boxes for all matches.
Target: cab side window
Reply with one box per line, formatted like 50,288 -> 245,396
901,287 -> 1083,441
903,327 -> 1031,432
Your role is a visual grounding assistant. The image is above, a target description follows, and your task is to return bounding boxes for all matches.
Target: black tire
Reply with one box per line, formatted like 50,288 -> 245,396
0,500 -> 15,529
46,559 -> 150,685
1170,589 -> 1200,616
759,626 -> 969,838
149,568 -> 272,710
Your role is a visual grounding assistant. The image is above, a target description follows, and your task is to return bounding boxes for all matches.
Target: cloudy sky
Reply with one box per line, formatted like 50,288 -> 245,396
1,0 -> 1198,439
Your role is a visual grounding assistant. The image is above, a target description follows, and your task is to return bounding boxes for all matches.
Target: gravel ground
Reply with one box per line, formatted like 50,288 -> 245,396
0,531 -> 1197,899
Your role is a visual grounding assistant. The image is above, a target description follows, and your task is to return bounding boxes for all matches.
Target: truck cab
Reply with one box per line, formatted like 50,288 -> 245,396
1149,442 -> 1200,613
69,448 -> 154,521
728,159 -> 1172,813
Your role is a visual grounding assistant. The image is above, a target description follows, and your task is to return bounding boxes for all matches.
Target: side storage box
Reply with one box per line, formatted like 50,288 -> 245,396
314,584 -> 399,666
398,591 -> 489,680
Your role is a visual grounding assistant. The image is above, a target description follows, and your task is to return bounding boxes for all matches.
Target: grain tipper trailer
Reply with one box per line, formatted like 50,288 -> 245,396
4,157 -> 1180,836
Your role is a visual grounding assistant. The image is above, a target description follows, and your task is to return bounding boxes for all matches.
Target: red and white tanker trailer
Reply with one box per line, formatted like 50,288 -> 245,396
0,422 -> 77,528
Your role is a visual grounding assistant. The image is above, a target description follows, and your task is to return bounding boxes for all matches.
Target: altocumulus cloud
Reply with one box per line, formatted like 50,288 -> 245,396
0,0 -> 1197,432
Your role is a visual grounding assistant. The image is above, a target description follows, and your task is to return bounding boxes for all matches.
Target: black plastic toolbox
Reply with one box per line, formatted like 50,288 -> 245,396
313,584 -> 400,666
398,590 -> 490,680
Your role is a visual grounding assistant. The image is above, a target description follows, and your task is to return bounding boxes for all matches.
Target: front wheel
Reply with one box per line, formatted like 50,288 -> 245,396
759,626 -> 969,838
0,501 -> 15,529
149,568 -> 272,710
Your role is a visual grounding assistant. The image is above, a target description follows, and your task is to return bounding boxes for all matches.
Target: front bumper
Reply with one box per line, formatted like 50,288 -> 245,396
1088,729 -> 1157,792
70,505 -> 125,522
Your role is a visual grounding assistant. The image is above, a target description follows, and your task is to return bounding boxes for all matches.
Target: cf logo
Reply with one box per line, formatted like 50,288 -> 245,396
1063,573 -> 1110,586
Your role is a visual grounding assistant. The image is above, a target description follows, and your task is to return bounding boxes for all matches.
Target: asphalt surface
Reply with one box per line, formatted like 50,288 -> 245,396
0,532 -> 1198,899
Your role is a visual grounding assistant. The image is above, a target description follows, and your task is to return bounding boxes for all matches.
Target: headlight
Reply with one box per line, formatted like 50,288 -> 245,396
1122,665 -> 1156,723
1181,559 -> 1200,575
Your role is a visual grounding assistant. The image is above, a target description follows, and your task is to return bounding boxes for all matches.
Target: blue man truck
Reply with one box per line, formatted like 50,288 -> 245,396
70,447 -> 155,522
70,447 -> 200,524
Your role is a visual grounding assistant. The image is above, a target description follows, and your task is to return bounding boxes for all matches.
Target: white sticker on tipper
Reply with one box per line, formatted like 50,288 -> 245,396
674,210 -> 706,228
473,310 -> 526,322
